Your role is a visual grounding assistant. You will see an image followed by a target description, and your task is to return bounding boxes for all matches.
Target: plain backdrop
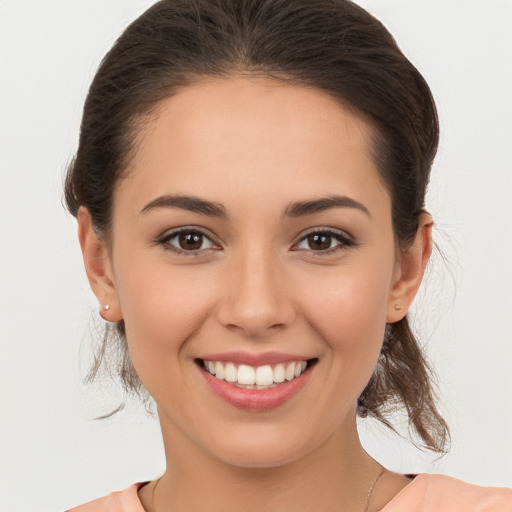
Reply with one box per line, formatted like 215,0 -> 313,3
1,1 -> 511,510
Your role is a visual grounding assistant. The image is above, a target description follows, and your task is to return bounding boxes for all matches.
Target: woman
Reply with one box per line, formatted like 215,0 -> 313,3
63,0 -> 511,510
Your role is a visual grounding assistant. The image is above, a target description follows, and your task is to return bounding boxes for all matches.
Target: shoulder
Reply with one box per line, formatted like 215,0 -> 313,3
65,483 -> 147,512
381,474 -> 512,512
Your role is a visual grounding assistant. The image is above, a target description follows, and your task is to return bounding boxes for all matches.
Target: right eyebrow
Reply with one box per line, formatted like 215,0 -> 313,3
140,194 -> 228,218
283,194 -> 371,219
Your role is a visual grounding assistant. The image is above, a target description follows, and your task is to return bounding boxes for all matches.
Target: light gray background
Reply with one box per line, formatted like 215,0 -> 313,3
1,1 -> 511,511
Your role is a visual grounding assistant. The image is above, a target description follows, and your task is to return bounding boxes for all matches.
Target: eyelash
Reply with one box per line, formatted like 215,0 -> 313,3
292,228 -> 355,255
157,227 -> 220,256
156,227 -> 355,256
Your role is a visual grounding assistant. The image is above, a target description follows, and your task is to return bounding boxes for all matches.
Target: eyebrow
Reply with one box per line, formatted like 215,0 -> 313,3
283,195 -> 370,218
140,195 -> 228,218
140,193 -> 370,219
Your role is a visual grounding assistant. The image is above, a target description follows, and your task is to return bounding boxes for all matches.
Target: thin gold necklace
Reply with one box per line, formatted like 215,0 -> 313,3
150,466 -> 385,512
364,466 -> 385,512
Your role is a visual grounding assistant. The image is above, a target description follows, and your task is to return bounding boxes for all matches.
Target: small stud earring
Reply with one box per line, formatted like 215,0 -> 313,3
103,304 -> 110,311
394,304 -> 402,311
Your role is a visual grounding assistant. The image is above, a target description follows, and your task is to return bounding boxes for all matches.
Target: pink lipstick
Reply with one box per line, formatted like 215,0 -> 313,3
196,352 -> 316,411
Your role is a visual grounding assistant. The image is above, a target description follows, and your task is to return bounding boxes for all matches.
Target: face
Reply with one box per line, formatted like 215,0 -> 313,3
83,77 -> 417,469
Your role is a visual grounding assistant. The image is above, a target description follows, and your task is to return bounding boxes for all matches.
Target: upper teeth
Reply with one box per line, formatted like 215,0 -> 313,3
203,360 -> 308,387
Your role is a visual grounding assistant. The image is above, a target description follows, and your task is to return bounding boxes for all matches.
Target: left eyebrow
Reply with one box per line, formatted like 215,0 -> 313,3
140,194 -> 228,218
283,195 -> 371,219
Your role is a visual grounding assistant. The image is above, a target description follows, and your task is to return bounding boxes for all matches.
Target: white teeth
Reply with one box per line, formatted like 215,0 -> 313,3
202,359 -> 310,387
255,365 -> 273,386
285,362 -> 296,381
273,363 -> 285,383
224,362 -> 237,383
214,361 -> 225,380
238,364 -> 256,385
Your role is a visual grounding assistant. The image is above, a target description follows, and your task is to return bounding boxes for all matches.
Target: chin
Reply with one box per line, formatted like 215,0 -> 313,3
215,444 -> 304,469
200,421 -> 325,470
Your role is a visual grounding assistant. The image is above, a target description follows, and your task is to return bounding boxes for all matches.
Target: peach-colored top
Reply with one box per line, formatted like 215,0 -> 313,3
66,474 -> 512,512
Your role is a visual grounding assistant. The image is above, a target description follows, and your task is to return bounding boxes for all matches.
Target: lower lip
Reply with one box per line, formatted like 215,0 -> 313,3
199,365 -> 313,411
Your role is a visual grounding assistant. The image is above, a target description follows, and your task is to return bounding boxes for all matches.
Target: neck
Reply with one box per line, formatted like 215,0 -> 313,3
143,413 -> 381,512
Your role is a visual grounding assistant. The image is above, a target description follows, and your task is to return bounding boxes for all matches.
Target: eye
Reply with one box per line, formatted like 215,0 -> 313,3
158,228 -> 219,254
294,229 -> 354,253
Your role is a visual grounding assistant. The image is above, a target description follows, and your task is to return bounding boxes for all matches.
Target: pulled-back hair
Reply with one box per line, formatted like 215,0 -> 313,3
65,0 -> 449,452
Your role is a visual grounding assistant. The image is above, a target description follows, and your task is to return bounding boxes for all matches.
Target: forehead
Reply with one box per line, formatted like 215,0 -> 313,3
135,76 -> 374,158
117,77 -> 389,216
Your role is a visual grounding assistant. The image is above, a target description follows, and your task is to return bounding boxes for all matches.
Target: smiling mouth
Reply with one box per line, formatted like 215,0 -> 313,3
196,358 -> 318,390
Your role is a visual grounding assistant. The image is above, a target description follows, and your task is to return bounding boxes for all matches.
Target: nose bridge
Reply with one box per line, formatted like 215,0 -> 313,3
218,240 -> 294,337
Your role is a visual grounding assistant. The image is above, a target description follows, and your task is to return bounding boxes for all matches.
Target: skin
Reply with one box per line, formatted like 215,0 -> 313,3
79,77 -> 433,512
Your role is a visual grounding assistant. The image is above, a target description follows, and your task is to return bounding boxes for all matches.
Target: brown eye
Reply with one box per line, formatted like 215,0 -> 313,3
307,233 -> 332,251
294,229 -> 353,253
160,229 -> 216,253
178,232 -> 204,250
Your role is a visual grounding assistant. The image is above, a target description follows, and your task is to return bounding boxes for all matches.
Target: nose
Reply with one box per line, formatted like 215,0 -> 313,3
216,247 -> 296,339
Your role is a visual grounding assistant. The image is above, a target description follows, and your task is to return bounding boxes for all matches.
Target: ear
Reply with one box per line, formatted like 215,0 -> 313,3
386,212 -> 433,323
77,207 -> 123,322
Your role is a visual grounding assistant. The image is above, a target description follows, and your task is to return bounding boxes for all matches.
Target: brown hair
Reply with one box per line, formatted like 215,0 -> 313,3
65,0 -> 449,452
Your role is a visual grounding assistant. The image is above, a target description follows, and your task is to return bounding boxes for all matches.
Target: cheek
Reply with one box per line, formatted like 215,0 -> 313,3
298,256 -> 394,383
305,265 -> 390,337
113,257 -> 217,378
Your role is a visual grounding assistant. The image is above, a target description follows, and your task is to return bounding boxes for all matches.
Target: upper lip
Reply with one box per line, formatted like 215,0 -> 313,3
198,351 -> 314,366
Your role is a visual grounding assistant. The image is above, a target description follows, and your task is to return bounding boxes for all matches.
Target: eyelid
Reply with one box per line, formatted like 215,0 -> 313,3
155,225 -> 355,256
156,226 -> 222,255
292,227 -> 355,253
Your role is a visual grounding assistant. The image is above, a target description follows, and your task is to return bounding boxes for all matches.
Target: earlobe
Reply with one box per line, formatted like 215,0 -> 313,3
77,207 -> 123,322
386,213 -> 433,323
